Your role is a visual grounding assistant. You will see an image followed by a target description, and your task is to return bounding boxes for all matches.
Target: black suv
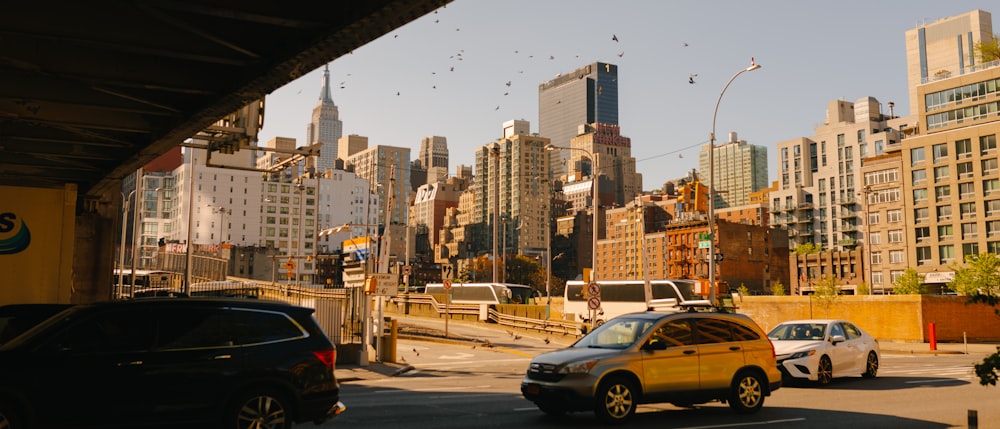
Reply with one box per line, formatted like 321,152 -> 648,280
0,298 -> 345,429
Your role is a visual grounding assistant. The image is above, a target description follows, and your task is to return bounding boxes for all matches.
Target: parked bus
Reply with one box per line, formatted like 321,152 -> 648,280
113,269 -> 180,298
563,279 -> 711,326
424,282 -> 537,305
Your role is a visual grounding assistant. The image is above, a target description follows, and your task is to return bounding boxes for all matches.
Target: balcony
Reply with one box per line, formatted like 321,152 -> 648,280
839,239 -> 858,247
839,197 -> 858,206
797,215 -> 813,223
797,202 -> 814,210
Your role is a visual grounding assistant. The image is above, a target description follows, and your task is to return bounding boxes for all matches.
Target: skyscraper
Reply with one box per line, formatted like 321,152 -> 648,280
539,62 -> 619,179
697,131 -> 768,209
417,136 -> 449,185
307,64 -> 344,175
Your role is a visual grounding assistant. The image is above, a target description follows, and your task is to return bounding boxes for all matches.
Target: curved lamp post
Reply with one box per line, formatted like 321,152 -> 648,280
545,144 -> 598,284
708,59 -> 761,305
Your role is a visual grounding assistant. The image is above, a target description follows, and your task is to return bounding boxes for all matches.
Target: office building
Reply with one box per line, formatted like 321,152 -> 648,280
417,136 -> 449,185
698,131 -> 768,209
539,62 -> 619,179
307,65 -> 344,175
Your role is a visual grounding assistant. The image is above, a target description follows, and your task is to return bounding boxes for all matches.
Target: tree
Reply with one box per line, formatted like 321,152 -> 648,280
892,268 -> 927,295
771,281 -> 786,296
793,242 -> 820,255
975,348 -> 1000,386
948,253 -> 1000,296
974,34 -> 1000,63
812,274 -> 841,317
737,283 -> 750,297
857,281 -> 870,295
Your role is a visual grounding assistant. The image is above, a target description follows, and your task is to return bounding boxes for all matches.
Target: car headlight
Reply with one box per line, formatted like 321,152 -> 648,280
558,359 -> 598,374
789,350 -> 816,359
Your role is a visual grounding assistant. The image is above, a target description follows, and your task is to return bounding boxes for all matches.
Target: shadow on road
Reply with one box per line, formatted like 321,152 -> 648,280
779,375 -> 969,390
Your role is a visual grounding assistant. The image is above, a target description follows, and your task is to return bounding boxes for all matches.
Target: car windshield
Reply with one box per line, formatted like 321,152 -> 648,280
573,317 -> 656,349
768,323 -> 827,341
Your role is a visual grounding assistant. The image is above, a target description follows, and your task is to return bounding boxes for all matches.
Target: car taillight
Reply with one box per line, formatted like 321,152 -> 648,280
313,349 -> 336,370
768,339 -> 776,358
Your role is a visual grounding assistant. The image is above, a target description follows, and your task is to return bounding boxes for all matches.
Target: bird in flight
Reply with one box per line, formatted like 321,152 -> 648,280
618,52 -> 624,58
689,74 -> 698,84
505,80 -> 511,87
683,42 -> 689,47
612,34 -> 619,42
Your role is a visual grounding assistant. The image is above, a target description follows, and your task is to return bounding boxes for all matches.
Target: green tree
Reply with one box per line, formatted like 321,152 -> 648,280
892,268 -> 927,295
505,254 -> 543,290
976,348 -> 1000,386
794,242 -> 820,255
857,281 -> 870,295
948,253 -> 1000,296
737,283 -> 750,296
974,34 -> 1000,63
771,281 -> 786,296
812,274 -> 841,317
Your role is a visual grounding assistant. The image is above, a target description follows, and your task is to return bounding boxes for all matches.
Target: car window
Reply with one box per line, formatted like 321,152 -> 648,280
730,321 -> 761,341
226,309 -> 306,345
828,322 -> 845,338
648,319 -> 694,348
46,310 -> 155,354
575,317 -> 655,349
694,318 -> 734,344
841,322 -> 863,339
155,308 -> 305,350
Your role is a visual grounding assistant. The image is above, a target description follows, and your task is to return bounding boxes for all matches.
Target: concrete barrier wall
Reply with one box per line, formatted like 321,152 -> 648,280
386,293 -> 1000,343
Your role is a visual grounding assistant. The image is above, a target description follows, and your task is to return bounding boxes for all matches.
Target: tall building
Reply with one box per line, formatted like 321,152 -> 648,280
772,97 -> 908,251
343,144 -> 412,261
307,65 -> 344,175
697,131 -> 768,209
568,123 -> 642,207
905,10 -> 993,116
469,121 -> 552,260
539,62 -> 619,179
417,136 -> 449,185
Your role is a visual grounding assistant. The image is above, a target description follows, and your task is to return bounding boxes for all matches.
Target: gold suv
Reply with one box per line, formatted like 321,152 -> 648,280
521,310 -> 781,423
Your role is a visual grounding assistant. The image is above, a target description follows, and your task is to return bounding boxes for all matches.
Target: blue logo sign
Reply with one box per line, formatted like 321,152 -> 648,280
0,212 -> 31,255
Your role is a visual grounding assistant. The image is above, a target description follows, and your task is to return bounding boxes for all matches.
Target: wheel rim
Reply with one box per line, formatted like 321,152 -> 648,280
737,375 -> 762,408
603,383 -> 634,419
818,357 -> 832,385
236,395 -> 287,429
866,353 -> 879,376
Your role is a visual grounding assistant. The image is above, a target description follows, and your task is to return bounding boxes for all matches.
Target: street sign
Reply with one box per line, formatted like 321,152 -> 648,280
368,273 -> 399,296
285,258 -> 296,271
698,240 -> 711,249
587,282 -> 601,298
403,265 -> 412,276
443,278 -> 452,290
587,296 -> 601,310
699,233 -> 711,240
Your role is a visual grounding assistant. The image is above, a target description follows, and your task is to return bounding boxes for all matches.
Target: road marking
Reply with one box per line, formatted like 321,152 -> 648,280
374,384 -> 493,393
513,407 -> 537,412
669,418 -> 807,428
440,352 -> 475,359
905,378 -> 965,384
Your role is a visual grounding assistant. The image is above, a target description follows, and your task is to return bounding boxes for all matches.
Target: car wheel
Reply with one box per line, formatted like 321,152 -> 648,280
594,376 -> 637,423
228,389 -> 292,429
862,351 -> 879,378
728,371 -> 765,414
817,356 -> 833,386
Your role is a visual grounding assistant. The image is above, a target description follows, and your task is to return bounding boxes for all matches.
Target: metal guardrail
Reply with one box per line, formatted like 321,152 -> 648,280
487,308 -> 583,337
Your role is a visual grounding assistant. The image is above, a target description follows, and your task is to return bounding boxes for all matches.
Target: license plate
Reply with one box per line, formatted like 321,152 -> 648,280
524,384 -> 540,395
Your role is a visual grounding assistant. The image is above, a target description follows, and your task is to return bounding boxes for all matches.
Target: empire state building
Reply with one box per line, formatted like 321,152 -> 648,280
307,64 -> 344,175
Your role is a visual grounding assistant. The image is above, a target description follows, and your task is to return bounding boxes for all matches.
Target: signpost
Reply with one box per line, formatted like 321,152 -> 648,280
368,273 -> 399,296
442,279 -> 452,337
587,282 -> 601,330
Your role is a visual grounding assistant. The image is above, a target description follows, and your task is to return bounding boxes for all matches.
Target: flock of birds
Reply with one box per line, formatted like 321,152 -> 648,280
397,329 -> 552,362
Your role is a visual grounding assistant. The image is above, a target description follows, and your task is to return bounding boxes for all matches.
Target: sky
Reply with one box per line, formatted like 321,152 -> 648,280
255,0 -> 991,190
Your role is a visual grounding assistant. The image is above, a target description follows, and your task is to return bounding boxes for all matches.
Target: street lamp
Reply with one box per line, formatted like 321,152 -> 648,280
294,181 -> 306,286
117,189 -> 136,298
545,144 -> 598,284
708,59 -> 761,305
208,205 -> 231,247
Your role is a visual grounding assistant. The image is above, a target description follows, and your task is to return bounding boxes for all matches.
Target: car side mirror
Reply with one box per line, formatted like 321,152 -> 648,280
643,340 -> 668,351
831,334 -> 846,345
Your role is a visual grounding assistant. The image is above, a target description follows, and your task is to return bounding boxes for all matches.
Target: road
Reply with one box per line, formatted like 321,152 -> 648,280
323,318 -> 999,429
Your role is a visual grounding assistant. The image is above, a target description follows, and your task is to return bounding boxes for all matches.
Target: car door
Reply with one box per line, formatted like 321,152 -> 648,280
641,318 -> 700,395
138,307 -> 244,424
838,322 -> 868,374
826,322 -> 859,377
694,317 -> 745,391
37,308 -> 156,427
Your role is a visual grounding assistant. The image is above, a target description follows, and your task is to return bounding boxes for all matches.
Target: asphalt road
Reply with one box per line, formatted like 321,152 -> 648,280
323,317 -> 998,429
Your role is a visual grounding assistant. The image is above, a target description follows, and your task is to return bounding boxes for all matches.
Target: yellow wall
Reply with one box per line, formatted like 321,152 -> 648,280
0,185 -> 76,304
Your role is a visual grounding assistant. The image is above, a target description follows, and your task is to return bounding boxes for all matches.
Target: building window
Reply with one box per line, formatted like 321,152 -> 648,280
912,169 -> 927,186
916,247 -> 931,265
938,244 -> 955,265
988,200 -> 1000,217
962,222 -> 978,240
889,250 -> 904,264
984,158 -> 999,176
890,270 -> 905,284
914,207 -> 929,223
963,242 -> 980,257
912,188 -> 928,205
933,166 -> 949,183
869,232 -> 881,245
915,226 -> 931,242
872,271 -> 884,285
987,220 -> 1000,237
935,185 -> 951,202
982,134 -> 998,156
959,182 -> 975,199
958,162 -> 974,179
910,147 -> 926,166
985,178 -> 1000,196
887,210 -> 902,223
888,230 -> 903,243
868,212 -> 880,226
936,205 -> 952,222
932,143 -> 949,163
961,202 -> 977,219
955,138 -> 972,160
870,251 -> 882,265
938,224 -> 953,240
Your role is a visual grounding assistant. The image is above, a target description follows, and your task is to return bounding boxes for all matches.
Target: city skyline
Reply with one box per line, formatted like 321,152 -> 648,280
254,1 -> 988,190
